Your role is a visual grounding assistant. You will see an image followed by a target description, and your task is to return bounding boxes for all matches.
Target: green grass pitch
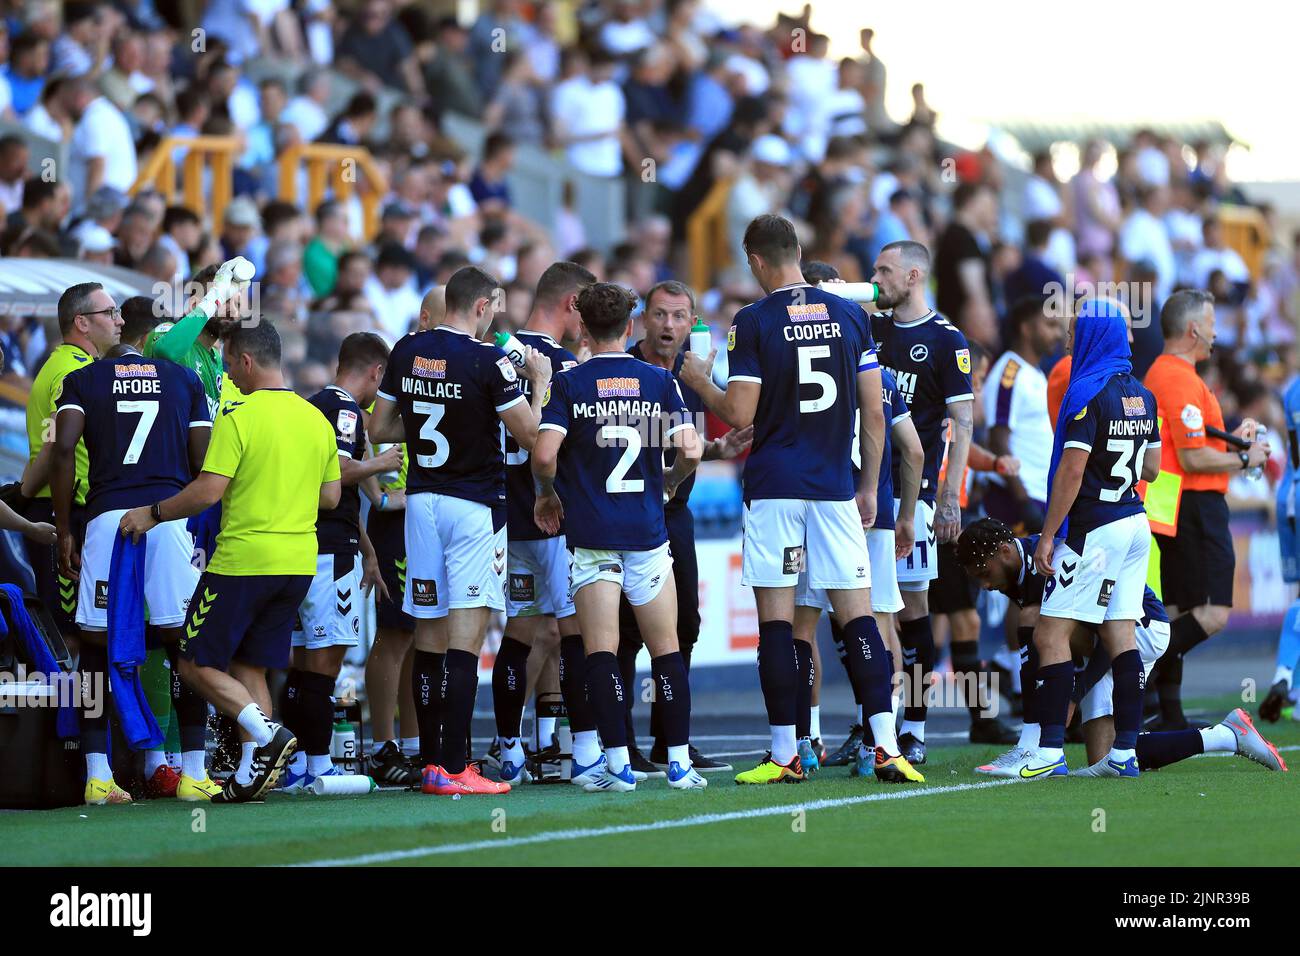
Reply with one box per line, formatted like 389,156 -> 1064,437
4,695 -> 1296,867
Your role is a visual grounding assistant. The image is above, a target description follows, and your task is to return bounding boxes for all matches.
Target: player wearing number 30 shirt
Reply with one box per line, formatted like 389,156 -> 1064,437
1022,300 -> 1161,781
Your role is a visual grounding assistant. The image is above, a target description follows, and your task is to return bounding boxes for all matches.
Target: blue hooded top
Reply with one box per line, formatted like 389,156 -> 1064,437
1047,299 -> 1132,537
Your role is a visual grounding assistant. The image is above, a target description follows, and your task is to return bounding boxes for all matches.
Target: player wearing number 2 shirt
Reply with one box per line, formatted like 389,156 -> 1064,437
678,215 -> 919,787
532,281 -> 704,793
369,266 -> 549,795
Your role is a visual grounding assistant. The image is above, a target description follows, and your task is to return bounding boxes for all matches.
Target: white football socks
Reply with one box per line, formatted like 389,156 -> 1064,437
501,736 -> 525,766
1200,723 -> 1237,753
237,703 -> 276,747
307,754 -> 334,776
1018,722 -> 1041,751
144,750 -> 167,776
668,744 -> 690,768
573,730 -> 601,766
899,719 -> 925,742
181,750 -> 206,780
606,745 -> 630,775
235,742 -> 256,785
770,725 -> 797,765
810,705 -> 822,740
868,711 -> 900,757
86,752 -> 111,780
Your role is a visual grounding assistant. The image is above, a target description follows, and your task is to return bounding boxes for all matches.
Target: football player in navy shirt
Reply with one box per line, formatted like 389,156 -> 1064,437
681,214 -> 921,785
492,260 -> 595,785
370,266 -> 552,796
52,336 -> 217,802
533,282 -> 706,792
281,333 -> 398,792
618,280 -> 750,776
869,239 -> 975,765
957,517 -> 1287,776
1026,300 -> 1161,780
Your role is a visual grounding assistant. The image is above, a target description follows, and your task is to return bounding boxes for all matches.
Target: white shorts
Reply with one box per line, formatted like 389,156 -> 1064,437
896,498 -> 937,590
77,509 -> 199,629
403,493 -> 506,619
1041,512 -> 1151,625
292,552 -> 363,649
570,541 -> 672,607
741,498 -> 870,590
796,528 -> 902,614
1080,617 -> 1171,723
506,536 -> 575,619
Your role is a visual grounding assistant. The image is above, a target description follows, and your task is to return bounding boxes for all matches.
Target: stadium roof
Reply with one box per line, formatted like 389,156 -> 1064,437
0,259 -> 158,318
996,119 -> 1240,153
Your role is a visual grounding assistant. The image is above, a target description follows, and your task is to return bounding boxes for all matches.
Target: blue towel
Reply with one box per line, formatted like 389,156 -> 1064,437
107,533 -> 163,750
1048,299 -> 1132,539
0,583 -> 79,738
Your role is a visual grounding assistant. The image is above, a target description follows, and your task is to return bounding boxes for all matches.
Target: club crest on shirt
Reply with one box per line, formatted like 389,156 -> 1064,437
1121,396 -> 1147,417
596,377 -> 640,398
337,409 -> 357,440
910,343 -> 929,362
727,325 -> 736,351
955,348 -> 971,374
496,356 -> 518,383
412,356 -> 447,379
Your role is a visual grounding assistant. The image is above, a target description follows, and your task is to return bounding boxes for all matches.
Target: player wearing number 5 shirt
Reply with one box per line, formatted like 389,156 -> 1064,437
680,214 -> 921,786
368,266 -> 552,796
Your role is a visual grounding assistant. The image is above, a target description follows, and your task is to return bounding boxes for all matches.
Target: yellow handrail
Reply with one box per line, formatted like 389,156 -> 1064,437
131,135 -> 240,232
278,143 -> 388,241
686,175 -> 734,293
1217,204 -> 1271,281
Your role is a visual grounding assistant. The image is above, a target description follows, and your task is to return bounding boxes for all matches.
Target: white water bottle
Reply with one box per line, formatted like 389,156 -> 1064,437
310,774 -> 378,795
494,331 -> 528,368
374,443 -> 400,487
818,281 -> 880,305
689,318 -> 711,358
1248,425 -> 1268,480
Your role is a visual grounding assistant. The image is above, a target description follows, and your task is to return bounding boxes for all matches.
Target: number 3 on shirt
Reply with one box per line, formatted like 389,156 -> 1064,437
798,345 -> 837,413
413,400 -> 450,468
1101,437 -> 1147,502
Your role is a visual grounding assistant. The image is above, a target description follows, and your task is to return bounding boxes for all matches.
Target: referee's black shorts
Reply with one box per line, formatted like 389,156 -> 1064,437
929,540 -> 980,615
1154,489 -> 1235,610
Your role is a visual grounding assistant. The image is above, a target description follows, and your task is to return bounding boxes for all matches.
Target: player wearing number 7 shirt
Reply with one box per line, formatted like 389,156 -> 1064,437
1021,299 -> 1161,780
368,266 -> 552,796
680,214 -> 922,785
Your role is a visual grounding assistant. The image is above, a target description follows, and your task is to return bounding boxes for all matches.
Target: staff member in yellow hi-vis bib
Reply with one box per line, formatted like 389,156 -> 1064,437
1143,290 -> 1270,731
19,282 -> 123,635
120,320 -> 342,804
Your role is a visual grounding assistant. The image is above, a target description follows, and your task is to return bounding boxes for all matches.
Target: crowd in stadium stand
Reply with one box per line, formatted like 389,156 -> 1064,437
0,0 -> 1297,512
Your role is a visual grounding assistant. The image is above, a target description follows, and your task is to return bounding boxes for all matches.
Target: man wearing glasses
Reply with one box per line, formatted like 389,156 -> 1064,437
21,283 -> 124,638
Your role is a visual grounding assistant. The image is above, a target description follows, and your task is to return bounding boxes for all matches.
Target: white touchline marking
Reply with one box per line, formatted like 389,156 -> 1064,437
289,779 -> 1022,867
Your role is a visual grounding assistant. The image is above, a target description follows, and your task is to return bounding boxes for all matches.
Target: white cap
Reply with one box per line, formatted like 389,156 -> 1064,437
79,224 -> 115,255
751,134 -> 793,168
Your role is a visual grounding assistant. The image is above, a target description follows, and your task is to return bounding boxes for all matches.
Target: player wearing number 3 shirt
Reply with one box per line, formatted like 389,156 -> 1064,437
369,266 -> 551,796
1022,300 -> 1161,781
679,215 -> 921,786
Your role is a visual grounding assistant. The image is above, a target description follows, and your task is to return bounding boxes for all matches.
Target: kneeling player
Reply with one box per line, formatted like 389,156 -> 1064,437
957,518 -> 1286,776
532,282 -> 705,792
282,334 -> 396,791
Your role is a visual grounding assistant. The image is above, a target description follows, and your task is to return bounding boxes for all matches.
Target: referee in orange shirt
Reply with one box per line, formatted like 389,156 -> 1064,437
1143,290 -> 1270,729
